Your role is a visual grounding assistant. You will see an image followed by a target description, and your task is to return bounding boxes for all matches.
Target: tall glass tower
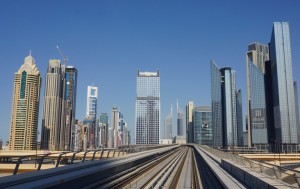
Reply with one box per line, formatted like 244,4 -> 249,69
246,43 -> 269,146
211,61 -> 238,147
269,22 -> 298,144
135,70 -> 160,144
64,66 -> 77,151
9,53 -> 41,150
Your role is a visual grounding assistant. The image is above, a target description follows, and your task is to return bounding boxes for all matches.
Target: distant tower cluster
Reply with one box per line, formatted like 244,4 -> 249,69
9,53 -> 41,150
7,22 -> 300,152
109,107 -> 129,148
135,70 -> 160,145
245,22 -> 300,151
41,59 -> 78,151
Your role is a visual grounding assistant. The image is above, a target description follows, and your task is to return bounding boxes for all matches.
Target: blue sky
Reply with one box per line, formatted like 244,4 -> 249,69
0,1 -> 300,143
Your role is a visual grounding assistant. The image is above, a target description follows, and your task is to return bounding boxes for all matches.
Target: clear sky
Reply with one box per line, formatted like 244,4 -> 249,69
0,1 -> 300,143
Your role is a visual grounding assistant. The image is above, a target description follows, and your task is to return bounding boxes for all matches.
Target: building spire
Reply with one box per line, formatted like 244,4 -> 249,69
29,49 -> 32,56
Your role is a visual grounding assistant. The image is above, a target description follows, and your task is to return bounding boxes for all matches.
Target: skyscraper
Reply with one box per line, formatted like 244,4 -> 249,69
111,106 -> 119,148
41,59 -> 66,151
64,66 -> 77,151
211,61 -> 238,147
83,86 -> 98,150
211,61 -> 222,147
186,101 -> 194,143
9,53 -> 41,150
99,113 -> 109,148
269,22 -> 298,144
164,106 -> 173,139
246,43 -> 269,146
236,89 -> 243,146
135,70 -> 160,144
193,106 -> 212,145
177,100 -> 184,136
119,112 -> 128,146
86,86 -> 98,120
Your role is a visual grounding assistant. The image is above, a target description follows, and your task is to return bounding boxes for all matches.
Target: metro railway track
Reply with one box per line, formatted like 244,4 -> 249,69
0,145 -> 248,189
90,146 -> 202,189
90,147 -> 182,189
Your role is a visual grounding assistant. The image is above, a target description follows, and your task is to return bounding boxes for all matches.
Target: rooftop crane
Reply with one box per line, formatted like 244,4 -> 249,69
56,45 -> 68,66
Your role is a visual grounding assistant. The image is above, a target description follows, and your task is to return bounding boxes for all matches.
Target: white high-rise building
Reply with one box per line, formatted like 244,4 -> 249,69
86,86 -> 98,120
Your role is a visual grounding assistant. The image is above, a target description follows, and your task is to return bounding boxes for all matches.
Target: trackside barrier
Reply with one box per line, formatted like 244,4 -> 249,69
198,145 -> 300,188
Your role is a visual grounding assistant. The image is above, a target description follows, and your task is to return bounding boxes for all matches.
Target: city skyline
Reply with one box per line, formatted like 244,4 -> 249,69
1,1 -> 300,143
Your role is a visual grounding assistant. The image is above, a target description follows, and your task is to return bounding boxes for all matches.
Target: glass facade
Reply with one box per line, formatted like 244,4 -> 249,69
236,90 -> 243,146
20,71 -> 27,99
9,54 -> 41,150
211,61 -> 223,147
136,70 -> 160,144
211,61 -> 238,147
269,22 -> 298,144
177,105 -> 184,136
248,58 -> 268,144
86,86 -> 98,120
99,113 -> 109,148
246,43 -> 269,146
65,66 -> 77,151
221,68 -> 237,147
193,106 -> 212,145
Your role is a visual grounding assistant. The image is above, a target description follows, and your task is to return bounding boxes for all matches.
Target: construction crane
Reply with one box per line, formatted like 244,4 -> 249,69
56,45 -> 68,66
